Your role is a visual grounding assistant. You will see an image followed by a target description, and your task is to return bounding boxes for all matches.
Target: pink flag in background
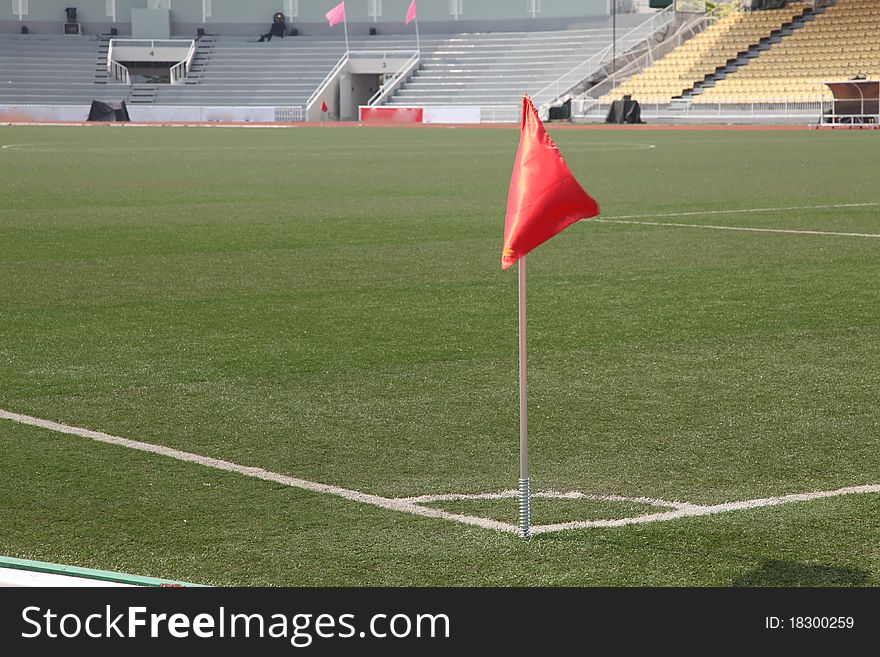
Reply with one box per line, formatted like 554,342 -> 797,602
325,2 -> 345,27
405,0 -> 417,25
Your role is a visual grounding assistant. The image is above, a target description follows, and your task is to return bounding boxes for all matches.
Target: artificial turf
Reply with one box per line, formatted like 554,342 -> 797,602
1,124 -> 878,585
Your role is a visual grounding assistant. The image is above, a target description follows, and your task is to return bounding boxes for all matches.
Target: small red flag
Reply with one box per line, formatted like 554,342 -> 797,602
321,100 -> 328,113
501,96 -> 599,270
405,0 -> 417,25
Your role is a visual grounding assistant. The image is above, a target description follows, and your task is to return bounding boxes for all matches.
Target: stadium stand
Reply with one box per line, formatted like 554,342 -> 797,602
694,0 -> 880,103
382,28 -> 616,112
150,35 -> 346,107
598,1 -> 814,105
0,33 -> 128,105
594,0 -> 880,110
12,2 -> 875,123
0,20 -> 658,123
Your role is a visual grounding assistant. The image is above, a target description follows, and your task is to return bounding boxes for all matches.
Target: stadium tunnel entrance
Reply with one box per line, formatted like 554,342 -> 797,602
108,40 -> 194,85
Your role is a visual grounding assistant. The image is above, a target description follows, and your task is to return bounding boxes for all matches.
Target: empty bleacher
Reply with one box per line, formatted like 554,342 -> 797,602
599,1 -> 811,104
152,35 -> 347,107
1,29 -> 616,115
0,33 -> 128,105
694,0 -> 880,103
382,28 -> 616,114
0,13 -> 681,121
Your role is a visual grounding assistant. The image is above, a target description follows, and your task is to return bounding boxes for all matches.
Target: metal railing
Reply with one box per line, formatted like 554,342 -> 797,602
107,39 -> 195,48
480,104 -> 521,124
306,52 -> 350,115
274,106 -> 305,122
170,40 -> 197,85
366,51 -> 420,107
575,98 -> 833,120
106,39 -> 131,84
532,3 -> 678,111
107,38 -> 195,86
108,61 -> 131,85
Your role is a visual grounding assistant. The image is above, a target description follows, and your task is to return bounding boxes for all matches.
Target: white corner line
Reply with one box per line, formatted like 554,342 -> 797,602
531,484 -> 880,534
2,408 -> 878,536
593,218 -> 880,239
599,201 -> 880,222
0,408 -> 517,534
401,489 -> 697,511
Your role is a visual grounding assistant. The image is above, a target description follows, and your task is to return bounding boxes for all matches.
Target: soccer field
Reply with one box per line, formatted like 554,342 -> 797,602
1,124 -> 879,586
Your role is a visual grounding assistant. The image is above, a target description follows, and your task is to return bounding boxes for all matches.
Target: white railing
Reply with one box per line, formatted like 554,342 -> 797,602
532,43 -> 612,113
170,40 -> 197,85
366,51 -> 420,107
306,52 -> 350,115
274,106 -> 305,122
107,39 -> 194,48
480,104 -> 521,124
348,49 -> 416,61
108,38 -> 194,85
532,3 -> 678,110
575,99 -> 833,120
109,61 -> 131,85
106,39 -> 131,84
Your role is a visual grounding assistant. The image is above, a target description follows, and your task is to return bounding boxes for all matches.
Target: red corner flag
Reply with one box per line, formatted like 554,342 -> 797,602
321,100 -> 328,113
501,96 -> 599,270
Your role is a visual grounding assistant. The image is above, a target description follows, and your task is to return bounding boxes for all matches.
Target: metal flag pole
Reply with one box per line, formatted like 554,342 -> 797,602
415,14 -> 421,53
518,255 -> 531,539
343,12 -> 350,53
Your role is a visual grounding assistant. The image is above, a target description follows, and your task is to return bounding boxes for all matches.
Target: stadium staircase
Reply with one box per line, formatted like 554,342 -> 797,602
184,34 -> 215,85
128,83 -> 157,104
93,34 -> 110,85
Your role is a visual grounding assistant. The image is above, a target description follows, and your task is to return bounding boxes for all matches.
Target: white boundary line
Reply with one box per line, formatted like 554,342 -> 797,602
531,484 -> 880,534
0,409 -> 515,534
594,218 -> 880,239
600,202 -> 880,222
591,201 -> 880,239
2,408 -> 878,536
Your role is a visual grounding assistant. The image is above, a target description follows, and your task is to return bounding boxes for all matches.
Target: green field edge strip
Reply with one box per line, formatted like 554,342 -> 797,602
0,555 -> 203,587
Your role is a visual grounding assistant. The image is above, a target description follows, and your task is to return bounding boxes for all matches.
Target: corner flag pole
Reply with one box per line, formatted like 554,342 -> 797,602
502,95 -> 598,539
518,255 -> 531,539
343,12 -> 350,53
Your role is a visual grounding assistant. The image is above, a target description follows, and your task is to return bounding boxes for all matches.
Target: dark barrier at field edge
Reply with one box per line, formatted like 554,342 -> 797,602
0,587 -> 875,654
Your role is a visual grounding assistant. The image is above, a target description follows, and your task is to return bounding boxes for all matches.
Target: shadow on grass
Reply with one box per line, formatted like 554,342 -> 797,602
733,560 -> 870,587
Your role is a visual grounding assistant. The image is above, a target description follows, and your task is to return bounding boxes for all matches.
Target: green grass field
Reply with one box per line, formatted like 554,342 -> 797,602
1,124 -> 879,586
